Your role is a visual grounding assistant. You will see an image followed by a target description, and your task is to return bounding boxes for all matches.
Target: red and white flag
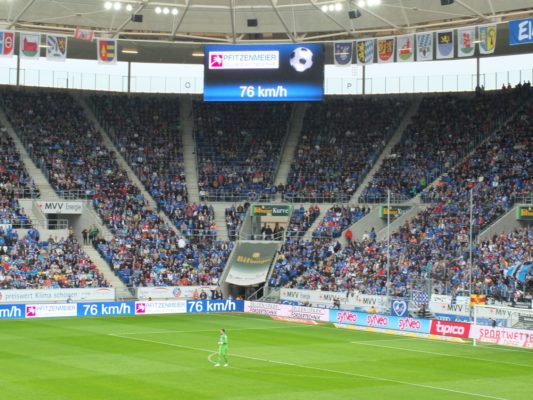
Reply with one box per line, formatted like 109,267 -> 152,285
74,27 -> 94,42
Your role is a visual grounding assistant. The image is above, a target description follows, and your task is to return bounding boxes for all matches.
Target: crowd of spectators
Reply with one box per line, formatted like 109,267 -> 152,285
89,94 -> 189,221
0,229 -> 109,289
312,205 -> 370,238
286,205 -> 320,239
0,131 -> 36,228
359,88 -> 529,202
225,203 -> 249,241
193,102 -> 292,201
272,89 -> 532,297
284,97 -> 408,203
1,88 -> 232,288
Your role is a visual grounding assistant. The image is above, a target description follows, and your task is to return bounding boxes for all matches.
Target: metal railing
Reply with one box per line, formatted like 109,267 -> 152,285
0,218 -> 33,229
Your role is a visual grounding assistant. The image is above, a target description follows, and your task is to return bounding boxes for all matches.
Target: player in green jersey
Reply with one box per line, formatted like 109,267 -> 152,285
215,328 -> 228,367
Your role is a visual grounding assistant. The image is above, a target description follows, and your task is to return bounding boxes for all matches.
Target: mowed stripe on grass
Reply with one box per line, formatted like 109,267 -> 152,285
0,314 -> 532,400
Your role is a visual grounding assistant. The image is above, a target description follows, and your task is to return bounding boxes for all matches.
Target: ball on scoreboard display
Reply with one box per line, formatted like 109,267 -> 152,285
289,47 -> 314,72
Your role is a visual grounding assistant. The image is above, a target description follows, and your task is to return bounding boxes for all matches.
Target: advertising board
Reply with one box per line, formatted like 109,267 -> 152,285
186,300 -> 244,314
137,286 -> 217,300
134,300 -> 187,315
244,301 -> 329,321
280,289 -> 388,310
472,326 -> 533,348
330,310 -> 431,334
430,320 -> 471,338
25,303 -> 77,318
77,301 -> 135,317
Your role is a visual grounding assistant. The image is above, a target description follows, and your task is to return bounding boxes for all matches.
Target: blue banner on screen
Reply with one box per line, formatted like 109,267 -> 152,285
77,301 -> 135,317
330,310 -> 430,334
0,304 -> 25,319
203,44 -> 324,102
509,18 -> 533,45
187,300 -> 244,313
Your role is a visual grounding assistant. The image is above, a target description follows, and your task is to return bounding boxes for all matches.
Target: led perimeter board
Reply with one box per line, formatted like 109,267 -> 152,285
203,44 -> 324,102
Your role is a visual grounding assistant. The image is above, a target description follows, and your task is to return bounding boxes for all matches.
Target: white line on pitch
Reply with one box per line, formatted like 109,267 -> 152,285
349,341 -> 531,368
108,324 -> 312,336
110,334 -> 508,400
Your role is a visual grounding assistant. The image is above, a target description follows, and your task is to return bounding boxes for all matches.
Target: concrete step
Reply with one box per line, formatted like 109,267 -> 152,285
275,103 -> 307,187
180,96 -> 200,203
352,95 -> 423,204
73,93 -> 177,230
0,107 -> 59,200
83,245 -> 129,290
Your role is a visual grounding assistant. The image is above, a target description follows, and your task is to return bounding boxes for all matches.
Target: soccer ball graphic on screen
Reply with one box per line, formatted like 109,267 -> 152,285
289,47 -> 314,72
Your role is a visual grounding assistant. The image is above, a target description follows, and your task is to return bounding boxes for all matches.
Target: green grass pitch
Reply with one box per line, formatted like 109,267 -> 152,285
1,313 -> 532,400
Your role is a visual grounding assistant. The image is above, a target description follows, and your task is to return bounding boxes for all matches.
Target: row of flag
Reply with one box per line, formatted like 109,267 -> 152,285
334,24 -> 497,66
0,31 -> 117,64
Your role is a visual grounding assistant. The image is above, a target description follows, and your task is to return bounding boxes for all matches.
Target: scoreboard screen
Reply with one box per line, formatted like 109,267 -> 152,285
203,44 -> 324,102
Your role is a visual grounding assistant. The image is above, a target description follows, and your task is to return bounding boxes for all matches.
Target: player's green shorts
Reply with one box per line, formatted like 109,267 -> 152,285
219,345 -> 228,355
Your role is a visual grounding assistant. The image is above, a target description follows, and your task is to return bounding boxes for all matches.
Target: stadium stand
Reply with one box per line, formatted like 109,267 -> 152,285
272,87 -> 532,297
312,205 -> 370,238
0,230 -> 109,289
0,132 -> 36,229
225,203 -> 249,241
284,97 -> 409,203
0,88 -> 232,288
193,101 -> 292,201
286,204 -> 320,239
359,89 -> 527,202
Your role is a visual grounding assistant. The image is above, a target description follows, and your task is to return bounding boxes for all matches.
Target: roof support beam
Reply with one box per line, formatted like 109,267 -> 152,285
359,5 -> 400,30
7,0 -> 36,29
310,1 -> 353,36
270,0 -> 296,42
455,0 -> 491,21
229,0 -> 236,43
113,2 -> 148,38
171,0 -> 192,40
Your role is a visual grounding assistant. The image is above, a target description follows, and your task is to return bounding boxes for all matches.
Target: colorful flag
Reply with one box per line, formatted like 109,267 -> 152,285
436,30 -> 454,59
98,39 -> 117,64
19,33 -> 40,59
479,24 -> 497,54
377,37 -> 394,63
416,32 -> 433,61
334,42 -> 353,66
356,39 -> 374,65
46,35 -> 67,61
396,34 -> 414,62
457,27 -> 475,57
74,27 -> 94,42
0,31 -> 15,57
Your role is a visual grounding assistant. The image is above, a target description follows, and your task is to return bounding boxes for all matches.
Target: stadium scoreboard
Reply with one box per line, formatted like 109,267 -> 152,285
203,44 -> 324,102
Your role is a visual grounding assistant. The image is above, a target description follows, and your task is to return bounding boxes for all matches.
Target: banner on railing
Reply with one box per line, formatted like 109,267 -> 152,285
245,301 -> 329,321
36,201 -> 83,214
225,242 -> 280,286
137,286 -> 217,300
0,288 -> 115,303
429,301 -> 470,317
330,310 -> 431,334
471,326 -> 533,348
280,289 -> 389,310
134,300 -> 187,315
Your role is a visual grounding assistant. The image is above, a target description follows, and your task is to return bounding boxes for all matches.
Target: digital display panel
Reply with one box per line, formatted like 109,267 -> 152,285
203,44 -> 324,102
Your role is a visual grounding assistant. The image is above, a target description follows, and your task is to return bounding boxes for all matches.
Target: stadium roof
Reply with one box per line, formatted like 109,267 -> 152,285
1,0 -> 532,44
